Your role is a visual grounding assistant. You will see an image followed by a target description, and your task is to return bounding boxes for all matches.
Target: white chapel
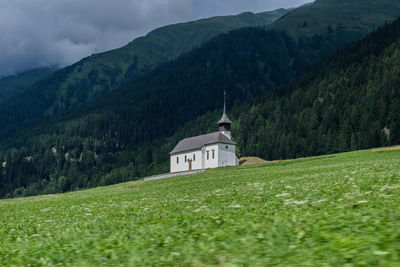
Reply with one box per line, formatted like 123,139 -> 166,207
170,92 -> 239,173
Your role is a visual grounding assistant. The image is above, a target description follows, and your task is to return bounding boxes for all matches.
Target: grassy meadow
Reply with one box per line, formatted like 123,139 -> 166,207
0,148 -> 399,266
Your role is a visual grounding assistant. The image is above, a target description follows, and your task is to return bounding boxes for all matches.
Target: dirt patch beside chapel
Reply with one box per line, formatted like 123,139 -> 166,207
372,145 -> 400,152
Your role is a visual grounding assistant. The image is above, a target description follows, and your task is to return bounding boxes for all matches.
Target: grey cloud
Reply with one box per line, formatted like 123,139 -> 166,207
0,0 -> 311,78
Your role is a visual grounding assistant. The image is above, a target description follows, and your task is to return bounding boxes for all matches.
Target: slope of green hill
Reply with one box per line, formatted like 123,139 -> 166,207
0,9 -> 287,133
233,15 -> 400,160
269,0 -> 400,59
271,0 -> 400,38
1,148 -> 399,265
105,9 -> 290,80
134,13 -> 400,179
2,1 -> 400,198
60,9 -> 289,100
0,68 -> 55,103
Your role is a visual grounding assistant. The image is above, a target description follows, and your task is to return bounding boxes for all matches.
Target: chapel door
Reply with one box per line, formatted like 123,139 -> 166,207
189,160 -> 192,170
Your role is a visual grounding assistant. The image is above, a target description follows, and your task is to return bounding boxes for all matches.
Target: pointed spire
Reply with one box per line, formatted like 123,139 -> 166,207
223,90 -> 227,114
218,90 -> 232,125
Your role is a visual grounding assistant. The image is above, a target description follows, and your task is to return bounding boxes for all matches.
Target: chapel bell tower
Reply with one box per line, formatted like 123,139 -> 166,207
218,91 -> 233,139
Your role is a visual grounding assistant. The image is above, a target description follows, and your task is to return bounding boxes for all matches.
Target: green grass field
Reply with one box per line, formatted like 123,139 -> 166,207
1,148 -> 399,266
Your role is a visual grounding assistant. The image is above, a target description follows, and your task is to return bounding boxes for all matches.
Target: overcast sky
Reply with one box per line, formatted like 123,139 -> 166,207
0,0 -> 311,78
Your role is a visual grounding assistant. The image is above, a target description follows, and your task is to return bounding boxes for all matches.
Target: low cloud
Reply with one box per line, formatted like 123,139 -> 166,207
0,0 -> 310,78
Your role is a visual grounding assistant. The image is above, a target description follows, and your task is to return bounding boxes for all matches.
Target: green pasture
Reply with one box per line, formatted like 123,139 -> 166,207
1,148 -> 399,266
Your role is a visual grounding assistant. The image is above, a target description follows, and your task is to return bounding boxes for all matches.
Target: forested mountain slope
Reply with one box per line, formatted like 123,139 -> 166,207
271,0 -> 400,38
0,68 -> 55,103
113,14 -> 400,180
1,1 -> 400,198
104,14 -> 400,183
0,9 -> 287,138
269,0 -> 400,59
123,9 -> 289,78
234,17 -> 400,159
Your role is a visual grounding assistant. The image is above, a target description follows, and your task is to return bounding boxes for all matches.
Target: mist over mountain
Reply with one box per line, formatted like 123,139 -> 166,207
0,0 -> 310,78
0,9 -> 287,107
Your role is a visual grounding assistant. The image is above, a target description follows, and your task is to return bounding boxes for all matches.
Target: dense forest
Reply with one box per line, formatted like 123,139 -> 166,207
0,68 -> 55,103
234,20 -> 400,159
112,18 -> 400,176
1,0 -> 400,198
1,17 -> 400,198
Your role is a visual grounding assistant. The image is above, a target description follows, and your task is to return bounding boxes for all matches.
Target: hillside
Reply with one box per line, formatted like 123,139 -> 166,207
1,1 -> 400,141
1,0 -> 400,198
138,13 -> 400,177
0,68 -> 55,103
233,16 -> 400,160
106,9 -> 289,80
268,0 -> 400,61
0,9 -> 287,137
271,0 -> 400,38
1,148 -> 399,265
57,9 -> 289,100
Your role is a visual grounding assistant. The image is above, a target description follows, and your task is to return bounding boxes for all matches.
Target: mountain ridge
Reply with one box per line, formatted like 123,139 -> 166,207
270,0 -> 400,38
0,9 -> 288,139
0,68 -> 56,103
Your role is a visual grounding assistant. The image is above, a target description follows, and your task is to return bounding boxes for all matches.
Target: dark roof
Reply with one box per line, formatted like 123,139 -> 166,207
217,113 -> 232,124
170,132 -> 236,154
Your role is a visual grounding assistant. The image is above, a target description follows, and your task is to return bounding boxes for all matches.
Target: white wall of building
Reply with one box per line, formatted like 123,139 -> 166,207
218,144 -> 238,167
170,150 -> 202,173
204,144 -> 219,169
170,143 -> 238,173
